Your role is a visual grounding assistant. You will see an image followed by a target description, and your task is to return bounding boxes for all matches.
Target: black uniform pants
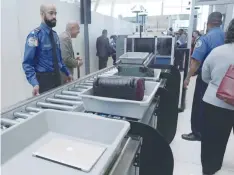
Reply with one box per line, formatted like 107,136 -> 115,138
191,75 -> 208,137
112,54 -> 116,65
99,57 -> 108,70
36,72 -> 61,94
201,102 -> 234,174
174,49 -> 184,70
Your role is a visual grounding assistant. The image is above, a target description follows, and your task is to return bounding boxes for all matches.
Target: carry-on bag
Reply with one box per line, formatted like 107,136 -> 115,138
216,65 -> 234,106
93,76 -> 145,101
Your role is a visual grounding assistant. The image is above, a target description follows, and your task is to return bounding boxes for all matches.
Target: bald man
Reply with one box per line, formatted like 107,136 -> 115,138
182,12 -> 224,142
59,21 -> 83,84
22,4 -> 72,96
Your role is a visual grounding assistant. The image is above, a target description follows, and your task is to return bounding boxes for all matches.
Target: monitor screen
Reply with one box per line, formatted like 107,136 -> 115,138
126,38 -> 133,52
134,38 -> 155,53
156,38 -> 172,56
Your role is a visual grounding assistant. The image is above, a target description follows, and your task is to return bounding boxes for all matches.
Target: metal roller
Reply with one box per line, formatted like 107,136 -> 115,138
14,112 -> 32,119
61,91 -> 80,96
80,83 -> 92,86
85,80 -> 94,83
54,94 -> 81,101
46,98 -> 82,106
37,102 -> 74,111
1,118 -> 19,126
1,125 -> 7,130
102,73 -> 114,76
26,107 -> 42,113
74,85 -> 89,89
29,112 -> 38,115
67,87 -> 83,92
15,119 -> 26,123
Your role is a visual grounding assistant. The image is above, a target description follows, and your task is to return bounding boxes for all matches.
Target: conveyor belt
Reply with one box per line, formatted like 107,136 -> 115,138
1,66 -> 118,132
1,65 -> 160,175
1,65 -> 175,175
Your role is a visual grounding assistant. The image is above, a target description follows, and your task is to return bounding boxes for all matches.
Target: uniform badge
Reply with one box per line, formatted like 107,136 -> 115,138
27,37 -> 38,47
195,40 -> 202,48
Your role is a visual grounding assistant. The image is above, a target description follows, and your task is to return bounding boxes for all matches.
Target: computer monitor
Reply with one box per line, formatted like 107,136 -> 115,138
156,37 -> 172,56
126,38 -> 133,52
134,38 -> 155,53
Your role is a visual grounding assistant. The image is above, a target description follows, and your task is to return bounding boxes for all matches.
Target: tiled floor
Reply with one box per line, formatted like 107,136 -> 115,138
171,77 -> 234,175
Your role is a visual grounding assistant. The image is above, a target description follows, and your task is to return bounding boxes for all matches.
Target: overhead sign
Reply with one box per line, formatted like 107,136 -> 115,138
196,0 -> 234,5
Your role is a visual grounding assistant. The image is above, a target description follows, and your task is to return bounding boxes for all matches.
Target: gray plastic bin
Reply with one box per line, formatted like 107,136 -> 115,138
80,81 -> 160,119
1,110 -> 130,175
119,52 -> 150,64
98,68 -> 162,81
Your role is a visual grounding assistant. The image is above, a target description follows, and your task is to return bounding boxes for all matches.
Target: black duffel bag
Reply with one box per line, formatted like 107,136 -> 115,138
93,76 -> 145,101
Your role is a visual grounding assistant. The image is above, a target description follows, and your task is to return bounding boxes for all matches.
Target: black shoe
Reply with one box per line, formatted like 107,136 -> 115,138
203,167 -> 221,175
181,133 -> 201,141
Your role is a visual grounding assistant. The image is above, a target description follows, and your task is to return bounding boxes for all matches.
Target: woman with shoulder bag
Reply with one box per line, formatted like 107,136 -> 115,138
201,19 -> 234,175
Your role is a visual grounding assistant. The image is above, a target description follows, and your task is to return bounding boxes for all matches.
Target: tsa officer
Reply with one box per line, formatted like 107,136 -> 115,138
110,35 -> 117,65
182,12 -> 225,141
22,4 -> 72,96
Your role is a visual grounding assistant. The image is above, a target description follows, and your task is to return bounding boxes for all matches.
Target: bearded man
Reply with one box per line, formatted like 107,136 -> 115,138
22,4 -> 72,96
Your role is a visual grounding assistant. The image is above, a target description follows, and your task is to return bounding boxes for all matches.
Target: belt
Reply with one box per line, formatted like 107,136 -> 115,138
36,72 -> 57,76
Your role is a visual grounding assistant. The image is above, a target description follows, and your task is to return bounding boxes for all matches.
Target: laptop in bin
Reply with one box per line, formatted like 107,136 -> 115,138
32,138 -> 106,172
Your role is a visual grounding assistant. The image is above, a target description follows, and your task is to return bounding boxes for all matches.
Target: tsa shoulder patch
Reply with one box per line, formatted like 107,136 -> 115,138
195,40 -> 202,48
27,37 -> 38,47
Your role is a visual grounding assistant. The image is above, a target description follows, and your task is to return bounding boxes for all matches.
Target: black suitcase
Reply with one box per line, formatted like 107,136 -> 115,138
93,76 -> 145,101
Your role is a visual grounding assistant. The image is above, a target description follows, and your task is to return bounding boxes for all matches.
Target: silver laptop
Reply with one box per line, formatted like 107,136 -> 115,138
33,137 -> 106,172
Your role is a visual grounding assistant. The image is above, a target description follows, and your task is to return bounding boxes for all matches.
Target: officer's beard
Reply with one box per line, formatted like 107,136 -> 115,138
44,17 -> 57,28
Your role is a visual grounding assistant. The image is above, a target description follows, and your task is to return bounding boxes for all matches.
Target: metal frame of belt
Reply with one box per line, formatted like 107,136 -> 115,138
49,30 -> 61,83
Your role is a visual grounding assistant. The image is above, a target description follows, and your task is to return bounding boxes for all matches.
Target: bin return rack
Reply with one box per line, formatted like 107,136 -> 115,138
1,64 -> 179,175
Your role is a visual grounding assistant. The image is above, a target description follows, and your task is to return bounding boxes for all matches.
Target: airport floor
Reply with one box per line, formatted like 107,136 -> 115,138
171,76 -> 234,175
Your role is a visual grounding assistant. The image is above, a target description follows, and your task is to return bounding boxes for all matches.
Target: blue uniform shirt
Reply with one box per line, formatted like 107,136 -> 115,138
192,27 -> 225,73
22,23 -> 70,87
110,39 -> 116,55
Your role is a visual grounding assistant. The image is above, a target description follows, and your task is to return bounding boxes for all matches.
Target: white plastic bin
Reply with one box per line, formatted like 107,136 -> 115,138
80,81 -> 160,119
99,69 -> 161,81
119,52 -> 150,64
1,110 -> 130,175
